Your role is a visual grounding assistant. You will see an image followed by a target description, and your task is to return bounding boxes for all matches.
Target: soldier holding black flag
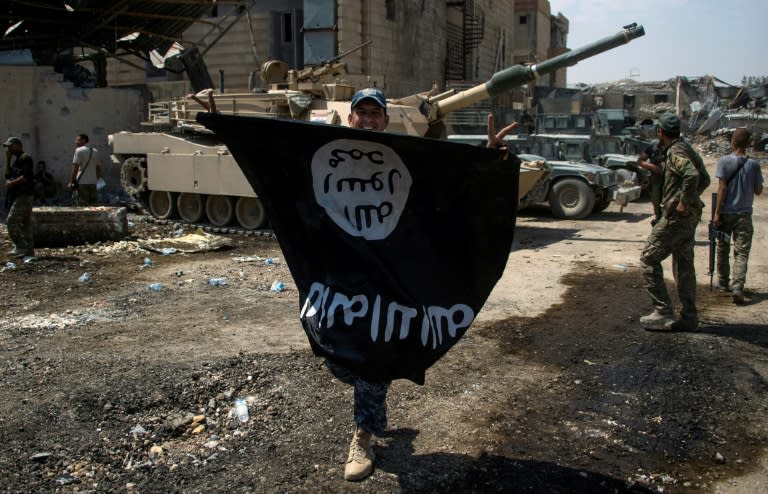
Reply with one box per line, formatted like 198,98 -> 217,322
332,88 -> 518,481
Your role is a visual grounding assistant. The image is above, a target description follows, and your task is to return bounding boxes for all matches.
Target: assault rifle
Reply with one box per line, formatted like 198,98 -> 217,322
708,192 -> 731,289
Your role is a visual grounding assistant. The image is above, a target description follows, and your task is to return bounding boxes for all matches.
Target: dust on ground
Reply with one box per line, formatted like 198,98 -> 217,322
0,156 -> 766,493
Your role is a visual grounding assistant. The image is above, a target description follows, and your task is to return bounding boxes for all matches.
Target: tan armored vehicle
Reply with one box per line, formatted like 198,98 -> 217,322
110,23 -> 645,229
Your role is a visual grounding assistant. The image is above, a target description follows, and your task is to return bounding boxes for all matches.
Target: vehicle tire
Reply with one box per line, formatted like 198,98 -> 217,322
148,190 -> 177,219
206,195 -> 234,226
177,193 -> 205,223
120,156 -> 147,200
549,179 -> 595,219
593,193 -> 612,213
235,196 -> 266,230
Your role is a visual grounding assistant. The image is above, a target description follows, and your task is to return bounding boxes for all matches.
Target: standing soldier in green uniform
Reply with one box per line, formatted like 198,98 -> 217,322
639,113 -> 710,331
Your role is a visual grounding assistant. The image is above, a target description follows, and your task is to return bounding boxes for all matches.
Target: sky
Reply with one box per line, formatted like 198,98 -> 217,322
547,0 -> 768,86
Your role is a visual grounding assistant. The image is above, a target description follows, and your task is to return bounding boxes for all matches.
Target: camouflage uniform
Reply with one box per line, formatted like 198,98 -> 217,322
644,140 -> 665,223
640,138 -> 710,322
5,151 -> 35,256
326,360 -> 390,435
716,214 -> 754,289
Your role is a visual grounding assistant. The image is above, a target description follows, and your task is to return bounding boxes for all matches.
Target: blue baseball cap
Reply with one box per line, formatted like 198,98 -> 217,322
351,88 -> 386,111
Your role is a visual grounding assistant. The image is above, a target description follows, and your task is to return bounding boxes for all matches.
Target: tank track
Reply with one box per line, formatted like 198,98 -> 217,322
139,213 -> 277,238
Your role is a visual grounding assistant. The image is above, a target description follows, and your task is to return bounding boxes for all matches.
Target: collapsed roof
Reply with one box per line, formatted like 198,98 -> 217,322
0,0 -> 221,64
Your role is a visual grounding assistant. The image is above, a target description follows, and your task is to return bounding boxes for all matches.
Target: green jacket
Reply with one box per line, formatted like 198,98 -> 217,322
660,138 -> 710,214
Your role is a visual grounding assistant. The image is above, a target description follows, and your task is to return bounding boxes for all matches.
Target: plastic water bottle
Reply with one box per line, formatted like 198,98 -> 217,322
264,257 -> 280,266
270,280 -> 285,292
161,247 -> 177,256
143,257 -> 152,267
148,283 -> 163,291
234,397 -> 249,423
207,277 -> 228,286
78,272 -> 90,283
5,262 -> 16,270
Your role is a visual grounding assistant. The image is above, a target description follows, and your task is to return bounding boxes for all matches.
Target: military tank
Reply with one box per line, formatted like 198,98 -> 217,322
110,23 -> 645,230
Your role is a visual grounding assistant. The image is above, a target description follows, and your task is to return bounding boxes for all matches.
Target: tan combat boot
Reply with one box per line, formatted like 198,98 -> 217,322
640,309 -> 674,331
344,427 -> 374,481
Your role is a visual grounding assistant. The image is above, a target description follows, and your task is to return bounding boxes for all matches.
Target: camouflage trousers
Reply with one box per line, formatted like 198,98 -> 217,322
640,212 -> 700,320
716,213 -> 754,290
326,360 -> 390,435
7,194 -> 34,254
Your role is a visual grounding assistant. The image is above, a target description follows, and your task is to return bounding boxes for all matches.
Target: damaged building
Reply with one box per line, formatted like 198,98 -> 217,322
533,75 -> 767,144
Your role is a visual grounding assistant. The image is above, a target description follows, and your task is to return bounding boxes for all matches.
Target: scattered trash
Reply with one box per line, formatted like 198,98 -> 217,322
148,283 -> 163,291
232,256 -> 262,263
30,452 -> 53,462
161,247 -> 177,256
143,257 -> 152,267
612,264 -> 628,272
4,262 -> 16,270
264,257 -> 280,266
78,272 -> 91,283
714,452 -> 726,464
130,425 -> 147,435
55,475 -> 77,486
207,277 -> 228,286
96,177 -> 107,191
270,281 -> 286,292
233,397 -> 249,423
139,229 -> 232,254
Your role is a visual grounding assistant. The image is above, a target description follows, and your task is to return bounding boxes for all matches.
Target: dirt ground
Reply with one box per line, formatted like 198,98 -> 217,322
1,153 -> 766,493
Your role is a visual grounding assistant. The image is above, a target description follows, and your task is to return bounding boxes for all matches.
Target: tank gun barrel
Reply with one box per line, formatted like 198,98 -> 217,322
431,23 -> 646,121
324,39 -> 372,64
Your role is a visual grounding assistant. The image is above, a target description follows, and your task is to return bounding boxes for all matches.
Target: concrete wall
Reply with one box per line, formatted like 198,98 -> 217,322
104,11 -> 270,92
477,1 -> 516,77
0,66 -> 144,203
337,0 -> 448,98
182,12 -> 268,92
103,1 -> 520,99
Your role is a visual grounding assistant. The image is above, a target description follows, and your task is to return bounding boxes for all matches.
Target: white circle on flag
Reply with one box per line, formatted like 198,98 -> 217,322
311,139 -> 412,240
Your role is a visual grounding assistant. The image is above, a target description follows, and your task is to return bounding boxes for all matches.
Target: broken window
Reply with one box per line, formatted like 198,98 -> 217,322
386,0 -> 395,20
519,16 -> 527,24
623,94 -> 635,109
654,94 -> 668,104
283,13 -> 293,42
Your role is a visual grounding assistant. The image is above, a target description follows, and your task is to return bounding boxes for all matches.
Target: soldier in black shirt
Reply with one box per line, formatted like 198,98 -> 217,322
3,136 -> 35,257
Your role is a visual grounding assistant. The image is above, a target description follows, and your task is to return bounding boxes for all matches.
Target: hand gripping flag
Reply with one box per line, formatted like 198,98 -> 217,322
198,113 -> 520,384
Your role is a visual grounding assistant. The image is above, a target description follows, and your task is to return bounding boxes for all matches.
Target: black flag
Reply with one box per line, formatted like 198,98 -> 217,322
197,113 -> 520,384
